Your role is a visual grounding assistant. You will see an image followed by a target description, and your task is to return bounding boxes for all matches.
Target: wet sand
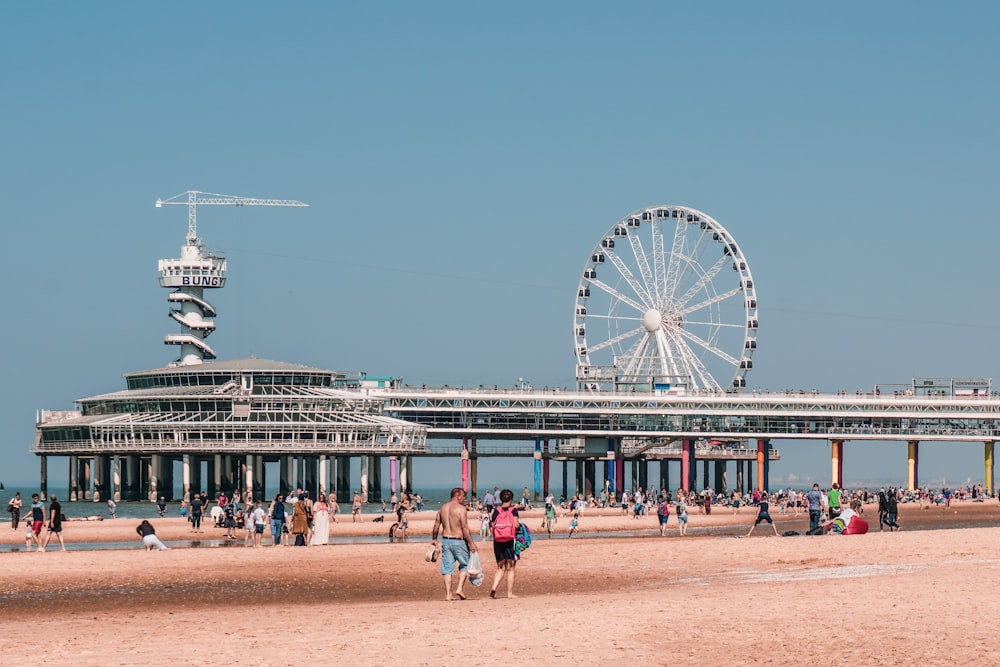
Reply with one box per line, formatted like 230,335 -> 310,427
1,501 -> 998,665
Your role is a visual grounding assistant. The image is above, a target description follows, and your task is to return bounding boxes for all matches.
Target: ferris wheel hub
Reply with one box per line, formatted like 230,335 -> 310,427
642,308 -> 663,332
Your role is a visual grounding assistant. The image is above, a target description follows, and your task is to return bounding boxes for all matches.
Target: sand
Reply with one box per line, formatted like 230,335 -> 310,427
1,501 -> 998,665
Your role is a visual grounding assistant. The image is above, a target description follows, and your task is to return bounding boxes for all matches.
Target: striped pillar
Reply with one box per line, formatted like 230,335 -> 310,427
985,442 -> 994,496
756,440 -> 766,492
681,439 -> 693,494
907,441 -> 919,491
831,440 -> 844,488
533,439 -> 542,501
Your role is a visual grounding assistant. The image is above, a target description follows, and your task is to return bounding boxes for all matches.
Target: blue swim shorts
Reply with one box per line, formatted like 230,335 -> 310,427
439,537 -> 470,575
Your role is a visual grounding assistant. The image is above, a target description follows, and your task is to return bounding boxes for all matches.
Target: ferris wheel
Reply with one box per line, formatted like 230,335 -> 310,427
574,205 -> 758,393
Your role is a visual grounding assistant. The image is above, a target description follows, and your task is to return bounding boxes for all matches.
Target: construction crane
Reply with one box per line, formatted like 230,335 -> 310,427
154,189 -> 309,366
155,190 -> 310,244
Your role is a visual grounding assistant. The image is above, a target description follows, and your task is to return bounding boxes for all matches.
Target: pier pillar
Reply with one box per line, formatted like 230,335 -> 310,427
369,456 -> 382,502
39,455 -> 48,501
319,454 -> 328,496
630,460 -> 637,492
336,456 -> 351,503
360,455 -> 369,503
112,454 -> 122,502
575,459 -> 585,498
254,455 -> 264,500
212,454 -> 223,498
296,457 -> 306,490
400,455 -> 410,495
182,454 -> 191,502
604,439 -> 616,495
659,460 -> 669,497
148,455 -> 160,503
985,442 -> 994,496
244,454 -> 254,505
746,459 -> 754,494
125,455 -> 140,501
542,441 -> 551,496
69,456 -> 79,502
702,460 -> 709,493
714,461 -> 725,494
533,439 -> 542,501
638,459 -> 648,491
281,456 -> 294,495
94,454 -> 108,502
461,439 -> 470,496
470,439 -> 478,498
305,456 -> 318,497
561,460 -> 569,500
831,440 -> 844,489
907,441 -> 919,491
81,458 -> 92,500
756,439 -> 770,493
389,456 -> 398,498
584,459 -> 596,498
615,457 -> 624,498
681,439 -> 694,494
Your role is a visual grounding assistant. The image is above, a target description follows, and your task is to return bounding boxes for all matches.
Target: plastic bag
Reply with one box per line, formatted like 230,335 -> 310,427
425,543 -> 440,562
467,552 -> 484,587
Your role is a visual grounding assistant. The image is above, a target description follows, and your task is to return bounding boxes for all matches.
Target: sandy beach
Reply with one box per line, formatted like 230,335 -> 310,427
2,500 -> 998,665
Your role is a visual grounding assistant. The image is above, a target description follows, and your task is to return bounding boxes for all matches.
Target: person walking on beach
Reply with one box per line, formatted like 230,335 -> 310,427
291,494 -> 309,546
8,492 -> 22,530
489,489 -> 520,599
431,487 -> 477,601
544,498 -> 556,538
157,496 -> 167,518
250,501 -> 266,547
310,493 -> 330,546
352,491 -> 362,522
40,495 -> 65,552
189,493 -> 204,533
806,483 -> 823,533
136,519 -> 168,550
657,496 -> 671,536
28,493 -> 45,550
674,493 -> 689,536
885,488 -> 901,531
107,498 -> 117,520
877,489 -> 889,531
746,493 -> 779,537
828,483 -> 842,518
269,494 -> 286,546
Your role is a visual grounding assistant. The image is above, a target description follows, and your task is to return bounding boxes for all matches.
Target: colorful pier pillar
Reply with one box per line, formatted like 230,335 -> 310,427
985,442 -> 994,496
460,438 -> 469,495
681,439 -> 694,493
756,439 -> 770,493
907,441 -> 919,491
542,439 -> 550,496
605,438 -> 617,495
831,439 -> 844,489
533,439 -> 542,501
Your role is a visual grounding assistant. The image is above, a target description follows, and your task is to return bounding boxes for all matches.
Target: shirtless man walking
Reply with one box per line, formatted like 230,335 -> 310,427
431,487 -> 478,601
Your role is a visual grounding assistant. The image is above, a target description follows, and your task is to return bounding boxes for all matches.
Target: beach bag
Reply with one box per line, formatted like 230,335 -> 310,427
514,523 -> 532,556
467,552 -> 484,587
425,543 -> 440,562
492,506 -> 516,541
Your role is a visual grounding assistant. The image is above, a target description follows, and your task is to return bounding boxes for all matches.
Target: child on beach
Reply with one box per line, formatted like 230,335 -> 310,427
480,511 -> 491,540
568,513 -> 579,538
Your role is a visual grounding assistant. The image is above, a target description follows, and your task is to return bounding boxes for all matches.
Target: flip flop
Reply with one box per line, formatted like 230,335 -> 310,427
455,592 -> 467,601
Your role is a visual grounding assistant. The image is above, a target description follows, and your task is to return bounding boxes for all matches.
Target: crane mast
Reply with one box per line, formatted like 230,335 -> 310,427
155,190 -> 309,365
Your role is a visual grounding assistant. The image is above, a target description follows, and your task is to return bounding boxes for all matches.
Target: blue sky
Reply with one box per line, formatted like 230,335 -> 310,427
1,3 -> 997,490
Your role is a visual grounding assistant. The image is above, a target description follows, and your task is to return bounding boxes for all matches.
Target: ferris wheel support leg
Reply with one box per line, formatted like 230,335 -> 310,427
985,442 -> 994,497
907,441 -> 919,492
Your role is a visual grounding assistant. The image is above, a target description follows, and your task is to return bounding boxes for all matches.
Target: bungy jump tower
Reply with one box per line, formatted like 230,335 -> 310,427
33,191 -> 427,504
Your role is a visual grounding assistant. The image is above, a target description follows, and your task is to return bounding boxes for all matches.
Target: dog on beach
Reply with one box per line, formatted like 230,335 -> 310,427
372,515 -> 384,523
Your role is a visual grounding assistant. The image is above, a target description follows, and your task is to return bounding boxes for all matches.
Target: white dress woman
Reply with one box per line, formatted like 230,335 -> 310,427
310,495 -> 330,546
